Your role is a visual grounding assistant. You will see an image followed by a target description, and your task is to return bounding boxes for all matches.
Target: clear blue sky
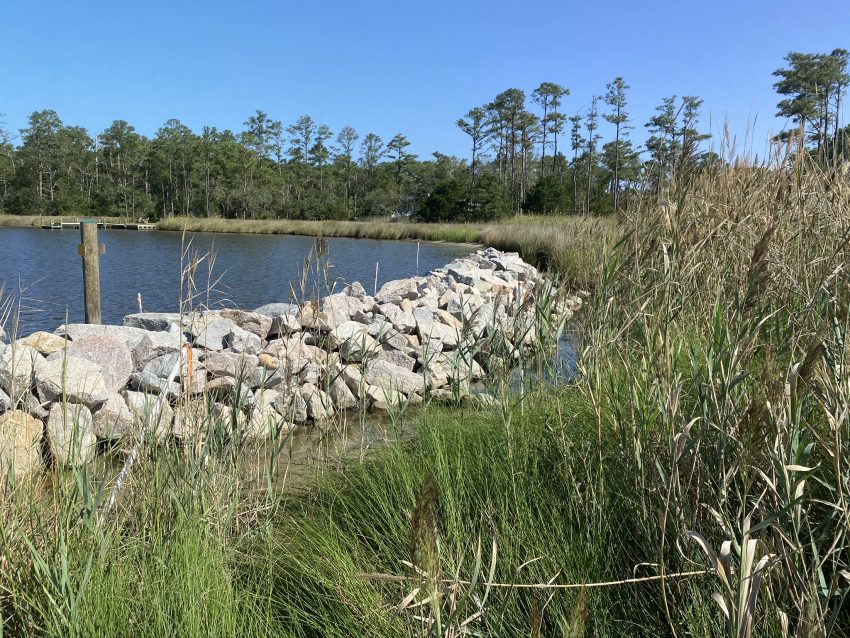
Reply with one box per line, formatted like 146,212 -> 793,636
2,0 -> 848,160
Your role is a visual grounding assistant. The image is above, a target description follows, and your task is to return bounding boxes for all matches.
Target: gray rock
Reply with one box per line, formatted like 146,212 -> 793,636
0,410 -> 44,478
413,307 -> 437,335
298,302 -> 347,331
36,356 -> 108,407
64,334 -> 133,393
378,303 -> 416,333
415,314 -> 459,349
123,391 -> 174,441
226,324 -> 263,354
247,389 -> 290,439
220,309 -> 273,339
446,264 -> 484,287
321,292 -> 364,320
342,281 -> 368,299
364,359 -> 425,396
203,351 -> 260,385
340,364 -> 364,396
91,392 -> 136,440
131,331 -> 183,369
328,321 -> 379,362
376,278 -> 421,304
46,403 -> 96,466
327,376 -> 358,410
143,352 -> 182,379
273,388 -> 308,423
0,344 -> 45,396
22,393 -> 49,420
190,316 -> 238,350
369,321 -> 411,351
254,303 -> 301,336
300,383 -> 334,421
130,371 -> 180,397
172,399 -> 212,440
443,352 -> 485,383
56,324 -> 153,349
123,312 -> 183,332
0,387 -> 10,411
18,331 -> 68,356
376,347 -> 416,372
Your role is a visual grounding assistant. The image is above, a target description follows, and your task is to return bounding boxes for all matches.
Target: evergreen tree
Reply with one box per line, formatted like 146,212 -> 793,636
603,77 -> 631,211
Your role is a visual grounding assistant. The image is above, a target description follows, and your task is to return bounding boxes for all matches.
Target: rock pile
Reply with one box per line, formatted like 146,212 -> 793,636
0,248 -> 584,478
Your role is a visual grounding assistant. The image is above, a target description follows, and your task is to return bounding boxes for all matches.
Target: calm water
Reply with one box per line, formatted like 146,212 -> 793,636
0,228 -> 472,335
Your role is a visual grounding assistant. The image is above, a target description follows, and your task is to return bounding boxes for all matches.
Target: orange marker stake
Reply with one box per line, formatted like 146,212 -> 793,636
182,343 -> 193,391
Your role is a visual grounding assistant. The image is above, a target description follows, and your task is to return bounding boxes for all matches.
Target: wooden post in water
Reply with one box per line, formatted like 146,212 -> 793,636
78,220 -> 105,324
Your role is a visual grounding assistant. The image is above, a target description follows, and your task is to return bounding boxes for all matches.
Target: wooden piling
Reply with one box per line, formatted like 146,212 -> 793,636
78,221 -> 105,324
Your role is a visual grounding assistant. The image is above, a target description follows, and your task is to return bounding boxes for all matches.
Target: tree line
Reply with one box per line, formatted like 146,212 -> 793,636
0,48 -> 846,222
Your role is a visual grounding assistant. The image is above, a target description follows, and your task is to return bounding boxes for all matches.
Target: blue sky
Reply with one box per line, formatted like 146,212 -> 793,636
2,0 -> 848,160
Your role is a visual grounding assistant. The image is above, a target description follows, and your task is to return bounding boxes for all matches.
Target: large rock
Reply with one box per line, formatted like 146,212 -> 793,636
91,392 -> 135,440
376,347 -> 416,371
130,371 -> 180,397
142,352 -> 183,379
0,410 -> 43,478
299,383 -> 334,421
190,316 -> 238,350
0,344 -> 45,396
22,392 -> 49,420
19,331 -> 68,356
327,375 -> 358,410
340,364 -> 365,396
203,351 -> 250,378
414,310 -> 459,349
56,324 -> 153,349
254,303 -> 301,336
64,334 -> 133,393
364,359 -> 425,396
123,312 -> 183,332
123,391 -> 174,441
443,352 -> 485,383
172,399 -> 210,440
376,278 -> 421,304
321,293 -> 364,320
273,388 -> 308,423
297,302 -> 347,331
328,321 -> 379,362
45,403 -> 96,466
276,342 -> 327,386
203,351 -> 261,385
227,324 -> 263,354
377,303 -> 416,333
220,309 -> 273,339
131,330 -> 183,369
247,389 -> 292,439
36,356 -> 108,407
0,388 -> 10,411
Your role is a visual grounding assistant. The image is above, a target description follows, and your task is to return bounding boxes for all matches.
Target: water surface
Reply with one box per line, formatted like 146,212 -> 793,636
0,227 -> 472,335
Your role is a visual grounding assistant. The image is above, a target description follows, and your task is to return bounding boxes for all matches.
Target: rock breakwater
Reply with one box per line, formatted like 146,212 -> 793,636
0,248 -> 584,477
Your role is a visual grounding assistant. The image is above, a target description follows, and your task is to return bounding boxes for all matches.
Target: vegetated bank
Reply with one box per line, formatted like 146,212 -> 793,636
3,151 -> 849,637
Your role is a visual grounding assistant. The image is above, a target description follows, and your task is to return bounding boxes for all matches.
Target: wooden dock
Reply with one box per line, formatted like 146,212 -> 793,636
40,219 -> 158,231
